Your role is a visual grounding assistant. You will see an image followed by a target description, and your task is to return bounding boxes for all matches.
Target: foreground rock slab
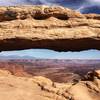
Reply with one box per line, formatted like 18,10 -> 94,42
0,6 -> 100,51
0,69 -> 100,100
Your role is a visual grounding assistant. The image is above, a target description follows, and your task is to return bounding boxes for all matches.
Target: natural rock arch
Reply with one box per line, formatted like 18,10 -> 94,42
0,6 -> 100,51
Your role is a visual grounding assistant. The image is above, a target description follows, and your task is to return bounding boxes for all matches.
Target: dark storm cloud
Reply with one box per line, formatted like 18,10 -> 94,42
78,0 -> 100,13
80,5 -> 100,14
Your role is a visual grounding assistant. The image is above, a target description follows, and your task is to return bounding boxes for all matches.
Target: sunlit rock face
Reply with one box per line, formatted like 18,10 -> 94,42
0,69 -> 100,100
0,6 -> 99,51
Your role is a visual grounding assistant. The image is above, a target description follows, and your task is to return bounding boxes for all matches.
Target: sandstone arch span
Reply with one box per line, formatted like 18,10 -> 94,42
0,6 -> 100,51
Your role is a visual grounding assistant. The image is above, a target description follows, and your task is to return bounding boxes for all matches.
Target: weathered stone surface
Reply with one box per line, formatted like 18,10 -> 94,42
0,6 -> 100,51
94,70 -> 100,79
0,69 -> 100,100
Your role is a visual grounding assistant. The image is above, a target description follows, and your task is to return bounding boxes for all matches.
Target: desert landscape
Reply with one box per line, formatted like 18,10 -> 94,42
0,59 -> 100,83
0,61 -> 100,100
0,4 -> 99,100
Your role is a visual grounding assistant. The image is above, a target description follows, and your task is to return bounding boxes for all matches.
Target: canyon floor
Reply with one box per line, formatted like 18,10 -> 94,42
0,59 -> 100,82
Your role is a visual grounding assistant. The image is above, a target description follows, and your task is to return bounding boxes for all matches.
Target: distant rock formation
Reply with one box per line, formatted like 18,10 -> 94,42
0,6 -> 99,51
0,69 -> 99,100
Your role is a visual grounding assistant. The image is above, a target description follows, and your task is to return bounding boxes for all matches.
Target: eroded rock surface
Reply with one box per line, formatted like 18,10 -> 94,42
0,6 -> 100,51
0,69 -> 99,100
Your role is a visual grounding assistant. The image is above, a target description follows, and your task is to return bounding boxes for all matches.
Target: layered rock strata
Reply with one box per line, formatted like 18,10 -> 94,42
0,6 -> 99,51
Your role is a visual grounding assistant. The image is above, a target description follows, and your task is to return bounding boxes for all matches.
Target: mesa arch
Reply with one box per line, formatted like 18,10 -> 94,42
0,5 -> 100,51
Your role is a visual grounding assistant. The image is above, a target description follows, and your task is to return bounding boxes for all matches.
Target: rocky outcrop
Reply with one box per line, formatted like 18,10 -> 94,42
0,6 -> 100,51
0,69 -> 100,100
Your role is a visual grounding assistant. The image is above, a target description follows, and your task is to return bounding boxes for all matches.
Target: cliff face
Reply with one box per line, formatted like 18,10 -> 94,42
0,69 -> 100,100
0,6 -> 100,51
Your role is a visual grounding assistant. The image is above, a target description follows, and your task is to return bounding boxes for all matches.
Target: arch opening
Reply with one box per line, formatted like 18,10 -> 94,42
0,49 -> 99,59
0,49 -> 99,83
